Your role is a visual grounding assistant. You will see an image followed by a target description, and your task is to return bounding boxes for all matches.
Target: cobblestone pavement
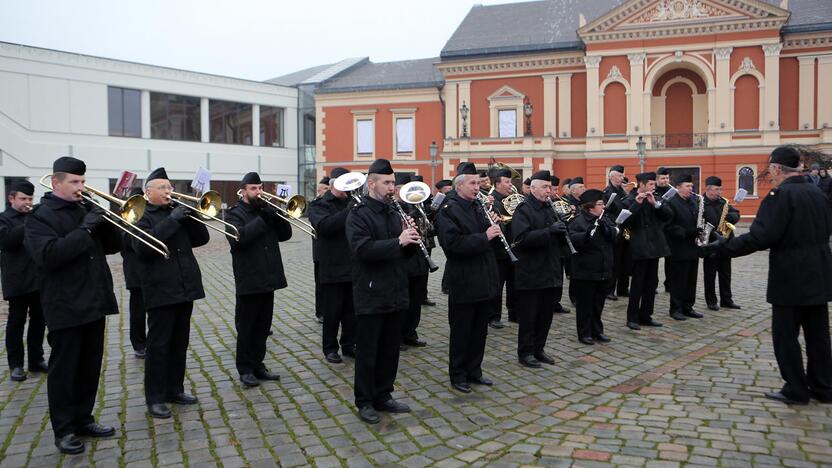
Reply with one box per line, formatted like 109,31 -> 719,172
1,227 -> 831,467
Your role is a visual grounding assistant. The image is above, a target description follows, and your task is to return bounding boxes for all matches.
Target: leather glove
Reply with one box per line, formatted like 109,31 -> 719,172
699,236 -> 725,257
80,207 -> 105,231
549,220 -> 567,234
169,205 -> 189,222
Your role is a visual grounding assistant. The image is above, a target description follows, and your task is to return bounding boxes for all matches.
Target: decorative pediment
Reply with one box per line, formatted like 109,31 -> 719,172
578,0 -> 790,43
488,85 -> 525,101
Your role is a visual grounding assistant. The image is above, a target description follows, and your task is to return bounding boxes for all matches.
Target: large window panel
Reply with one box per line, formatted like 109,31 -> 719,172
396,117 -> 414,153
210,100 -> 252,145
498,109 -> 517,138
150,93 -> 201,141
357,120 -> 374,155
108,86 -> 141,137
260,105 -> 284,147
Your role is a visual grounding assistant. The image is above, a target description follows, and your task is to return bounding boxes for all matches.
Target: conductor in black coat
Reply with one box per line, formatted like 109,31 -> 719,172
712,146 -> 832,405
308,167 -> 356,364
663,173 -> 705,321
620,172 -> 672,330
24,157 -> 121,454
701,176 -> 741,311
511,170 -> 565,368
121,187 -> 147,359
568,189 -> 615,345
226,172 -> 292,387
437,163 -> 501,393
133,168 -> 209,420
487,166 -> 516,328
345,159 -> 418,424
1,180 -> 46,382
603,165 -> 629,299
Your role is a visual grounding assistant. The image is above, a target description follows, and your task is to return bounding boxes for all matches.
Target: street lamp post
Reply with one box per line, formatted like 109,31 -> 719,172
636,135 -> 647,173
460,101 -> 469,138
429,140 -> 438,188
523,97 -> 533,136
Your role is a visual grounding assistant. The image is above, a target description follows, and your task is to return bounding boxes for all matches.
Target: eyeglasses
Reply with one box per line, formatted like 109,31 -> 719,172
149,184 -> 173,190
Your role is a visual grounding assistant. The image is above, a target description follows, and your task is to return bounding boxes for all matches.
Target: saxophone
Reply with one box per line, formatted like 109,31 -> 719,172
717,197 -> 736,237
695,194 -> 714,247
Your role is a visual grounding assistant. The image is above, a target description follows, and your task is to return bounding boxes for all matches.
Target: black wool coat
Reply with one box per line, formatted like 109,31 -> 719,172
511,195 -> 563,290
621,192 -> 673,260
0,207 -> 40,299
225,200 -> 293,296
664,194 -> 700,261
568,210 -> 615,281
24,193 -> 121,331
132,204 -> 209,309
308,191 -> 352,284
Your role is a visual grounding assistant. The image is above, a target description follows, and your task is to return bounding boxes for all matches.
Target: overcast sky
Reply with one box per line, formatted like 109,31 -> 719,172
0,0 -> 499,82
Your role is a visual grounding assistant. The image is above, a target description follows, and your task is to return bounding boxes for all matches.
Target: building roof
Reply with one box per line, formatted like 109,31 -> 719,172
441,0 -> 832,60
266,57 -> 369,86
316,57 -> 443,94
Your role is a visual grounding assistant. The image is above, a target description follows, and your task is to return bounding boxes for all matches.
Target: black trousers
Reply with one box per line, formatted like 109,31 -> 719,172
403,275 -> 427,341
553,260 -> 565,309
772,304 -> 832,402
47,318 -> 104,438
516,288 -> 555,357
6,292 -> 45,369
627,259 -> 659,324
321,282 -> 356,355
448,300 -> 490,384
314,261 -> 323,319
573,279 -> 606,339
607,240 -> 630,296
703,254 -> 733,306
145,302 -> 193,404
128,287 -> 146,351
667,259 -> 698,315
490,258 -> 515,322
354,311 -> 403,408
235,292 -> 274,375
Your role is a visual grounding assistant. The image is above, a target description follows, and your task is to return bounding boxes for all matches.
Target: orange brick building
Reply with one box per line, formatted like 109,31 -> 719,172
294,0 -> 832,218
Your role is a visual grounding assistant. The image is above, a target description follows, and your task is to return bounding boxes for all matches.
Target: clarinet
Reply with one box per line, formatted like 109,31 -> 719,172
476,193 -> 519,263
548,199 -> 577,254
392,199 -> 439,272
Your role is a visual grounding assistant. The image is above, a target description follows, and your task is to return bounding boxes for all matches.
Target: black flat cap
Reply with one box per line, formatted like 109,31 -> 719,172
610,165 -> 625,173
146,167 -> 169,181
128,187 -> 144,197
394,172 -> 411,186
456,162 -> 477,176
562,178 -> 572,186
550,175 -> 560,186
705,176 -> 722,187
435,179 -> 452,190
673,173 -> 693,185
523,177 -> 531,186
411,174 -> 424,182
570,177 -> 584,186
579,189 -> 604,204
489,167 -> 511,180
53,156 -> 86,176
530,170 -> 551,182
319,176 -> 330,185
770,146 -> 801,169
10,180 -> 34,196
330,167 -> 349,179
656,166 -> 670,175
241,172 -> 262,186
368,159 -> 394,175
478,170 -> 488,177
635,172 -> 656,183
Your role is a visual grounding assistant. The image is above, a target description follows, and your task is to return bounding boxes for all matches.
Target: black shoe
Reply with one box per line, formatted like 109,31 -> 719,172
240,374 -> 260,388
488,320 -> 505,329
325,353 -> 343,363
468,376 -> 493,386
811,392 -> 832,404
534,352 -> 555,365
683,310 -> 704,319
441,288 -> 449,295
627,322 -> 641,330
422,298 -> 436,306
315,315 -> 324,324
134,348 -> 146,359
764,391 -> 808,405
267,330 -> 274,336
707,303 -> 719,311
254,369 -> 280,381
640,319 -> 663,327
618,291 -> 629,297
55,434 -> 84,454
594,334 -> 611,343
10,367 -> 26,382
519,355 -> 541,368
169,393 -> 198,405
553,304 -> 571,314
374,399 -> 411,413
147,403 -> 172,419
79,422 -> 115,438
507,317 -> 518,324
358,406 -> 380,424
342,346 -> 356,358
670,312 -> 688,321
606,293 -> 618,301
721,302 -> 741,310
29,360 -> 48,373
578,336 -> 595,345
452,381 -> 472,393
403,339 -> 427,348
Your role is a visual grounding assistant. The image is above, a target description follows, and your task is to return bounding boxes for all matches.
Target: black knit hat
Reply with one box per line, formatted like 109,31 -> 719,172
769,146 -> 801,169
9,180 -> 34,196
319,176 -> 330,185
146,167 -> 169,181
530,170 -> 551,182
635,172 -> 656,183
456,162 -> 477,176
579,189 -> 604,204
53,156 -> 86,176
673,173 -> 693,185
435,179 -> 452,190
704,176 -> 722,187
609,165 -> 625,174
241,172 -> 262,186
368,159 -> 394,175
330,167 -> 349,179
394,172 -> 411,186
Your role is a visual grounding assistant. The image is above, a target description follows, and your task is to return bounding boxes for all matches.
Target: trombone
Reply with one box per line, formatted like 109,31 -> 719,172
240,190 -> 317,238
38,174 -> 170,259
169,190 -> 240,241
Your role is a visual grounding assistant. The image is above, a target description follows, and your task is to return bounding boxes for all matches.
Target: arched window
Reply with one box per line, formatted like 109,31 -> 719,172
738,166 -> 755,196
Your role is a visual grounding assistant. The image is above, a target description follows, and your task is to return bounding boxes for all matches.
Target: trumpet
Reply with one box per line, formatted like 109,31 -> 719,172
38,174 -> 170,259
332,171 -> 366,204
253,191 -> 317,239
169,191 -> 240,241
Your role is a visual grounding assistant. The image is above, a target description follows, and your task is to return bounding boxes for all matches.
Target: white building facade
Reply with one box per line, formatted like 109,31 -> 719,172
0,42 -> 298,203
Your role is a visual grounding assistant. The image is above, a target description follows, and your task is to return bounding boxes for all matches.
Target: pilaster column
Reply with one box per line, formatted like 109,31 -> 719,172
714,47 -> 733,145
444,83 -> 458,138
542,74 -> 557,137
817,55 -> 832,131
556,73 -> 572,138
252,104 -> 260,146
200,97 -> 210,143
140,90 -> 151,139
798,56 -> 816,129
585,55 -> 602,151
762,43 -> 782,144
628,53 -> 646,144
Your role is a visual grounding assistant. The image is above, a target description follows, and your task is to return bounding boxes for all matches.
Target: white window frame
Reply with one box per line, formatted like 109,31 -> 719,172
352,109 -> 377,159
391,107 -> 417,160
